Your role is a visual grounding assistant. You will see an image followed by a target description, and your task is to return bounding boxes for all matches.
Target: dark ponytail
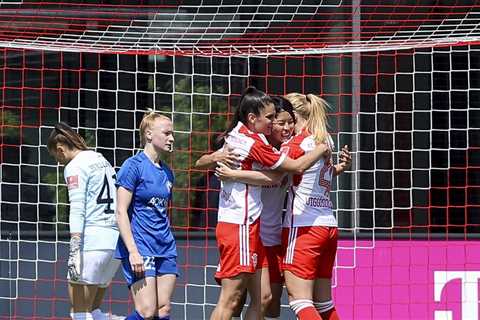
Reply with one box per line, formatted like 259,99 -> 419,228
218,86 -> 273,143
47,122 -> 88,153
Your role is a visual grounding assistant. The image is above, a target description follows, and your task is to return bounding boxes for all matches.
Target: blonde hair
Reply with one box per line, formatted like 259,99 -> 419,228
139,109 -> 171,146
285,93 -> 330,143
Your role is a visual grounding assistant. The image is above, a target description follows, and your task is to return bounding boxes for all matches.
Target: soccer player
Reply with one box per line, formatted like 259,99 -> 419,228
282,93 -> 351,320
216,93 -> 351,320
47,122 -> 120,320
195,87 -> 329,320
217,96 -> 296,320
115,111 -> 177,320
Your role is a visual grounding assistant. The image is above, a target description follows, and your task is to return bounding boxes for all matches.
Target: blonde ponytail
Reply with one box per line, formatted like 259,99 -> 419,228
285,93 -> 330,143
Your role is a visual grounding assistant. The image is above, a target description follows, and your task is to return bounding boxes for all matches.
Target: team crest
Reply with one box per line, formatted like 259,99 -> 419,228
251,253 -> 258,268
66,175 -> 79,190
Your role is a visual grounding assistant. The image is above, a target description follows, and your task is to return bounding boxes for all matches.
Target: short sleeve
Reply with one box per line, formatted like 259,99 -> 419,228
281,142 -> 305,160
116,158 -> 139,192
249,141 -> 287,169
163,164 -> 175,200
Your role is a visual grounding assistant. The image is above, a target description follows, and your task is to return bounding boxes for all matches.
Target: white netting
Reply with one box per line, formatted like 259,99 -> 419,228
0,1 -> 480,55
1,2 -> 480,319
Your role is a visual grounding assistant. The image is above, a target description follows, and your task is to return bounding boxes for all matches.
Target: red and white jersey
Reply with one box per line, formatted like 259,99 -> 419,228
282,130 -> 337,228
260,175 -> 289,246
218,122 -> 287,225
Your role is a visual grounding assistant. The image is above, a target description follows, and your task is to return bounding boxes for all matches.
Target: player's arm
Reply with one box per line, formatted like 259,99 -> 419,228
215,162 -> 285,186
116,186 -> 144,276
64,166 -> 87,281
277,142 -> 330,174
333,145 -> 352,176
194,145 -> 240,170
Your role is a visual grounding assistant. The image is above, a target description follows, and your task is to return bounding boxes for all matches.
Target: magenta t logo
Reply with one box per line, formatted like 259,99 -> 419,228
434,271 -> 480,320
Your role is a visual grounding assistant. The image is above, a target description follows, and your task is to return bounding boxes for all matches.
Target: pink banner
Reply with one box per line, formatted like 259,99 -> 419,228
333,241 -> 480,320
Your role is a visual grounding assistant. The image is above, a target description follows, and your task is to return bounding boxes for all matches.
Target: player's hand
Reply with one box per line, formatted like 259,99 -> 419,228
338,145 -> 352,170
213,145 -> 240,169
67,235 -> 81,281
214,162 -> 237,181
129,251 -> 145,278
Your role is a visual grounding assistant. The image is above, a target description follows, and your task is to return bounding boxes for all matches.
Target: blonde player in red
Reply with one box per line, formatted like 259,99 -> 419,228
195,87 -> 329,320
281,93 -> 351,320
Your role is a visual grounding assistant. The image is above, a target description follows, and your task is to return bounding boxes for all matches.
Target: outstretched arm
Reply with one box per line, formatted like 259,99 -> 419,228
279,142 -> 330,174
215,162 -> 285,186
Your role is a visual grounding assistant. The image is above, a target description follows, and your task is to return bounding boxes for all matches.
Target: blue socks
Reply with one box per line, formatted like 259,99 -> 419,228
125,311 -> 144,320
125,312 -> 170,320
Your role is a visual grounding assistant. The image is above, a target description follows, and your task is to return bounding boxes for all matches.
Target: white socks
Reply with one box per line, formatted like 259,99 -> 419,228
91,309 -> 109,320
289,299 -> 314,314
70,309 -> 106,320
71,312 -> 94,320
314,300 -> 334,313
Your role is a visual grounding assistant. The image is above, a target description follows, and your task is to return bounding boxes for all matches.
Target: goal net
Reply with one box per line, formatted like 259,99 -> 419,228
1,1 -> 479,319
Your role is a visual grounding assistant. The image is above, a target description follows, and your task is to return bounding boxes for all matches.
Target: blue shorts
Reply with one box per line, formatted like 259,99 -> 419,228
121,255 -> 178,287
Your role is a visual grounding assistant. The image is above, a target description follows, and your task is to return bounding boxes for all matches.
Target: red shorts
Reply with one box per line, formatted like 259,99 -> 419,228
215,220 -> 264,281
260,244 -> 283,283
281,226 -> 338,280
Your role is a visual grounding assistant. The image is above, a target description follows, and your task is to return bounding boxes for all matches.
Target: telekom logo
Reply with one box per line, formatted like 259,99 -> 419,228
434,271 -> 480,320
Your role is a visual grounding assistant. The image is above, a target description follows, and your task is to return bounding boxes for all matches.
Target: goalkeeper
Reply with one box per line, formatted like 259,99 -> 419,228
47,122 -> 120,320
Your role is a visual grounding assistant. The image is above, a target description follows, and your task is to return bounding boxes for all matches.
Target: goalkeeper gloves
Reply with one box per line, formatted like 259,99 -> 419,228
68,235 -> 82,281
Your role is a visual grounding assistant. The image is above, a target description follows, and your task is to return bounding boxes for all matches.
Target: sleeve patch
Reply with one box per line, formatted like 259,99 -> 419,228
66,175 -> 79,190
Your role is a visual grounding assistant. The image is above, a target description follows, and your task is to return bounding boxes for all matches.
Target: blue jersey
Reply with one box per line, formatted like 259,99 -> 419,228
115,152 -> 177,259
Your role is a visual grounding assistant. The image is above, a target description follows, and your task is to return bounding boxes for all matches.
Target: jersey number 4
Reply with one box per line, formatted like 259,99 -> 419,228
96,174 -> 115,214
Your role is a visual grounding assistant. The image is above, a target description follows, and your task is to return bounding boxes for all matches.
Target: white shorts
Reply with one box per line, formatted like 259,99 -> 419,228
68,250 -> 120,287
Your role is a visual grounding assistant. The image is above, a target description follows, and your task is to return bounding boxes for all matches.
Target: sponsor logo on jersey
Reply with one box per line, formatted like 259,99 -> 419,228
147,196 -> 168,208
305,196 -> 333,208
66,175 -> 79,190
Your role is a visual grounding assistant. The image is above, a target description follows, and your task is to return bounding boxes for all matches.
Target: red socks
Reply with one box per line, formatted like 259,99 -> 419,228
314,300 -> 339,320
290,299 -> 322,320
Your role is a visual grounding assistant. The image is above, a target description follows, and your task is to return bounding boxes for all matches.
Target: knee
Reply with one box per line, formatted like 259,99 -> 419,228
158,302 -> 171,316
231,291 -> 245,310
261,291 -> 272,307
136,304 -> 157,319
220,290 -> 243,310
